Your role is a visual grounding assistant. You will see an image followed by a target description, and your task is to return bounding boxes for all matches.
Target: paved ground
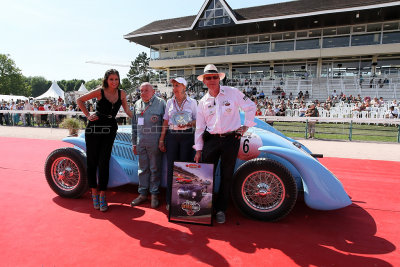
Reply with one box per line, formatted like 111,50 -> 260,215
1,125 -> 399,161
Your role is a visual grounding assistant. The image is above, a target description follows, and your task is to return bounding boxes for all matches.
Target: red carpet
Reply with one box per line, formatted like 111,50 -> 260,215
0,137 -> 399,266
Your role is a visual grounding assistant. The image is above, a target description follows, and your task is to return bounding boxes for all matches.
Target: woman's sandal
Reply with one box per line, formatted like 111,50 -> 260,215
92,194 -> 100,210
99,196 -> 108,212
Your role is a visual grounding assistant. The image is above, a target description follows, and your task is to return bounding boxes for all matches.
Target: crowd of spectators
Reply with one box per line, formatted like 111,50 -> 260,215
244,87 -> 399,120
0,84 -> 205,127
1,85 -> 399,128
0,97 -> 82,127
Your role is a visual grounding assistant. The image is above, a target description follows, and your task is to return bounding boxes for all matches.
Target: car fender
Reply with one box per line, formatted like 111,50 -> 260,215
238,127 -> 304,189
63,137 -> 87,151
62,136 -> 134,187
241,113 -> 313,154
259,146 -> 352,210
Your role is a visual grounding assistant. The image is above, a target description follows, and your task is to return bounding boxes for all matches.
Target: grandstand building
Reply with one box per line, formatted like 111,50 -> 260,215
124,0 -> 400,100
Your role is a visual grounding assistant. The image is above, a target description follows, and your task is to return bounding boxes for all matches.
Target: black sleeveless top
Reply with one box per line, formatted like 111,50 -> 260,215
95,89 -> 122,120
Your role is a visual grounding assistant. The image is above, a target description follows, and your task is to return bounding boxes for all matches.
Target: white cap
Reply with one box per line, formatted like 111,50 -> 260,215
197,64 -> 226,81
170,77 -> 187,87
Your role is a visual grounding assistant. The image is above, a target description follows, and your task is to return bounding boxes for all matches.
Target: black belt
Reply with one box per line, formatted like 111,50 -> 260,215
96,112 -> 116,120
168,128 -> 194,133
210,130 -> 237,138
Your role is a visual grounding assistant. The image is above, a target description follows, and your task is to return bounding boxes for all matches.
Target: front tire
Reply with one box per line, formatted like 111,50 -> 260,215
44,148 -> 88,198
232,158 -> 297,221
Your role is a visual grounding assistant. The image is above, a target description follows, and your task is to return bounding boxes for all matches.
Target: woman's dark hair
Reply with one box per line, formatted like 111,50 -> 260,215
102,69 -> 120,88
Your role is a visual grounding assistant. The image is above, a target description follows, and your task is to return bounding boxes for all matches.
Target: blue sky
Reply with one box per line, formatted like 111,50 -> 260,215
1,0 -> 291,81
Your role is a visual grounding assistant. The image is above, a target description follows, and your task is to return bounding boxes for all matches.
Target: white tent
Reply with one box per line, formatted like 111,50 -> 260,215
76,83 -> 89,95
35,81 -> 65,100
64,83 -> 89,104
0,94 -> 28,102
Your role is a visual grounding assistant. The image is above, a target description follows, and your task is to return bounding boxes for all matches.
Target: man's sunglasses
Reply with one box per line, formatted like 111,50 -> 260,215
204,76 -> 220,81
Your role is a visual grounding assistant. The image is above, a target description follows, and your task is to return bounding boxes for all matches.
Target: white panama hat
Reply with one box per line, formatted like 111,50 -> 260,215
197,64 -> 226,81
169,77 -> 187,87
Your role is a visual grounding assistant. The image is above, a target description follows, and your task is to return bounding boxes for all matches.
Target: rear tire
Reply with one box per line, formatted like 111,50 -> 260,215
44,148 -> 88,198
232,158 -> 297,221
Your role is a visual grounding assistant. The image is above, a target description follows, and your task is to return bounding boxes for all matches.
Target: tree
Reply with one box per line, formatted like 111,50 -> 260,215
27,76 -> 51,97
85,78 -> 102,90
0,54 -> 28,96
127,52 -> 155,89
59,79 -> 85,92
121,78 -> 132,92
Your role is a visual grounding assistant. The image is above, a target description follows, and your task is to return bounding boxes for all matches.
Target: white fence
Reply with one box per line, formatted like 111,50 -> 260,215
1,110 -> 399,125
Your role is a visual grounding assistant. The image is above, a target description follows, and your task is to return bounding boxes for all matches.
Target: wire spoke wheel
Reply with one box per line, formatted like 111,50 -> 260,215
51,157 -> 81,191
242,171 -> 285,212
233,158 -> 297,221
45,148 -> 88,198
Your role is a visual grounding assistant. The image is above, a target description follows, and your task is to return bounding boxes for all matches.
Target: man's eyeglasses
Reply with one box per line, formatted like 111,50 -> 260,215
204,76 -> 220,81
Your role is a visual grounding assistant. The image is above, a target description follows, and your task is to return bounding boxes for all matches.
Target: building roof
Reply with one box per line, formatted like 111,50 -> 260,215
128,15 -> 196,36
125,0 -> 400,38
235,0 -> 399,20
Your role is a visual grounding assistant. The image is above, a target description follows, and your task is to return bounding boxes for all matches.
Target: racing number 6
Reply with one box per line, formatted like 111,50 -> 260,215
243,138 -> 250,154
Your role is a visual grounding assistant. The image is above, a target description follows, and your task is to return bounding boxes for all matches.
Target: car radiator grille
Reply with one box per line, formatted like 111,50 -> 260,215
112,144 -> 134,161
115,132 -> 132,143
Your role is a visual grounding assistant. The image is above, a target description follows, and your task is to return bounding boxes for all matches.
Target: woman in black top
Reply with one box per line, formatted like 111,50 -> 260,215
77,69 -> 133,211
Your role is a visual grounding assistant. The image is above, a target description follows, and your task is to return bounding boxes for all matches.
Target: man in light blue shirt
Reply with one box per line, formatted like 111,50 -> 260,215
130,82 -> 166,208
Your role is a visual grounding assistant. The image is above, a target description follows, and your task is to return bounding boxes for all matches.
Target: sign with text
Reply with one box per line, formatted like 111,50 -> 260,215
169,162 -> 214,226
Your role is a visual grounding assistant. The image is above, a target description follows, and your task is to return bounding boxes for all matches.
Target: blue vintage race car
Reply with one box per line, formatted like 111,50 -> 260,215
44,114 -> 351,221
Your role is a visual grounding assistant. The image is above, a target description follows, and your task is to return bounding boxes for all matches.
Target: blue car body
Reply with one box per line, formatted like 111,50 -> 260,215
63,114 -> 351,211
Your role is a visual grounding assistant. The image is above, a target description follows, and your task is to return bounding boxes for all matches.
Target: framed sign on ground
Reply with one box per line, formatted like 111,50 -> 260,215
169,161 -> 214,226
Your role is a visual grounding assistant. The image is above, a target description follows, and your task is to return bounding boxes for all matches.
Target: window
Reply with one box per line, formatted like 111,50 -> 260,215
215,9 -> 223,17
232,66 -> 251,78
323,28 -> 337,36
351,34 -> 381,46
150,47 -> 160,60
248,36 -> 259,43
260,34 -> 270,41
215,0 -> 222,8
353,25 -> 365,33
207,39 -> 225,46
205,10 -> 214,19
367,23 -> 381,32
271,41 -> 294,52
251,65 -> 270,73
382,31 -> 400,44
383,22 -> 399,31
323,36 -> 350,48
197,41 -> 206,47
226,38 -> 236,45
215,18 -> 223,25
248,43 -> 270,54
296,39 -> 320,50
236,37 -> 247,44
297,31 -> 308,38
227,44 -> 247,55
206,46 -> 226,57
198,0 -> 232,28
309,29 -> 321,38
272,33 -> 282,40
283,32 -> 295,40
337,26 -> 350,35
